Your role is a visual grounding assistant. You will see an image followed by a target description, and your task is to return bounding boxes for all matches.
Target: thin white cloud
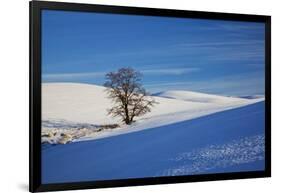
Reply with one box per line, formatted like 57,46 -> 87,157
194,23 -> 265,32
217,23 -> 265,31
176,40 -> 263,48
141,67 -> 200,75
43,67 -> 200,82
43,72 -> 105,81
145,71 -> 265,96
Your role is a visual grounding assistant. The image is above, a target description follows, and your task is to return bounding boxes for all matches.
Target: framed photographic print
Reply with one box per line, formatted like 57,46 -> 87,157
30,1 -> 271,192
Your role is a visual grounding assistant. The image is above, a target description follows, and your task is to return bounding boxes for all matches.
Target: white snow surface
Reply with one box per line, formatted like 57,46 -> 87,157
42,83 -> 264,142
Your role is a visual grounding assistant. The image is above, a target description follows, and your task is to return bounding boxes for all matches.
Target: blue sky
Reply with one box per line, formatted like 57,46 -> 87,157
42,10 -> 265,96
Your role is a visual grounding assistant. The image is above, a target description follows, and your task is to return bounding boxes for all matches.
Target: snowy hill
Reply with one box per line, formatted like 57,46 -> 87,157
42,83 -> 264,142
153,90 -> 256,104
42,101 -> 265,183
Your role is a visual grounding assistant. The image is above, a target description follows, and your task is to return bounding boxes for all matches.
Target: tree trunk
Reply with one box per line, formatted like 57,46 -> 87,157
124,104 -> 131,124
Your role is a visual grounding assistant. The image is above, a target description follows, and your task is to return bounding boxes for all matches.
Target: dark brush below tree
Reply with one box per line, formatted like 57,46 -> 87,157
104,67 -> 156,125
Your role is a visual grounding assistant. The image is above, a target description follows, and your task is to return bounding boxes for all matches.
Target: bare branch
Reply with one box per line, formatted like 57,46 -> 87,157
104,67 -> 156,124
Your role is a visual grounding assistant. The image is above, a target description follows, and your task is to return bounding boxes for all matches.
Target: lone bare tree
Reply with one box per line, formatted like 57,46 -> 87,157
104,67 -> 156,125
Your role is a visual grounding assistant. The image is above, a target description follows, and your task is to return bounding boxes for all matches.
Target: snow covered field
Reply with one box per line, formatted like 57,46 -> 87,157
42,83 -> 264,143
42,101 -> 265,183
41,83 -> 265,183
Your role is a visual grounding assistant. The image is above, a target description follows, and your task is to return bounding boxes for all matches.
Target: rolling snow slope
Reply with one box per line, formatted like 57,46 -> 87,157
42,101 -> 265,183
42,83 -> 263,141
153,90 -> 264,104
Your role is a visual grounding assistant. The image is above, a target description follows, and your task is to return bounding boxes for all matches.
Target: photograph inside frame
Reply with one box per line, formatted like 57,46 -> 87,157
40,10 -> 266,184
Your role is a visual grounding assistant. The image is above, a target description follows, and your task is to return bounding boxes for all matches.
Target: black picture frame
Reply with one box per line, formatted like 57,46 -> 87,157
29,1 -> 271,192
